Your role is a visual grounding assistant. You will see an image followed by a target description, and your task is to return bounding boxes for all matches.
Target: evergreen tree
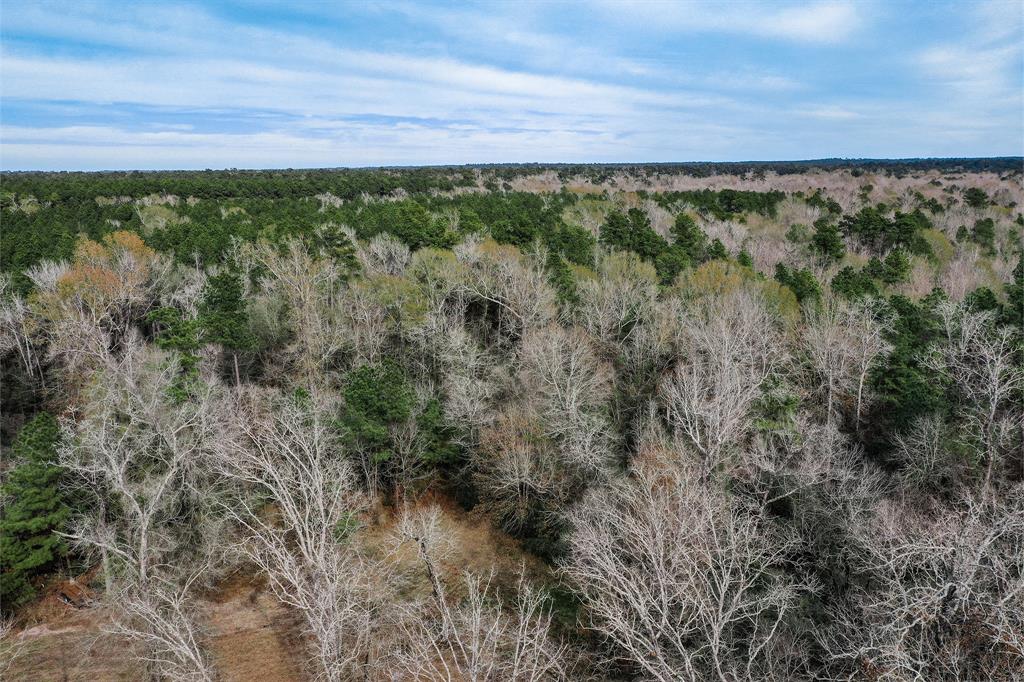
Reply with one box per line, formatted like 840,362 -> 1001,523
670,213 -> 708,263
811,218 -> 846,263
706,238 -> 728,261
775,263 -> 821,304
0,413 -> 68,613
315,223 -> 359,276
546,251 -> 579,305
341,360 -> 414,464
199,270 -> 253,386
655,245 -> 690,285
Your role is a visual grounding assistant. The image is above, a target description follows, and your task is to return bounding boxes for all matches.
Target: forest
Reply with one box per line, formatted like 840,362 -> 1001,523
1,161 -> 1022,681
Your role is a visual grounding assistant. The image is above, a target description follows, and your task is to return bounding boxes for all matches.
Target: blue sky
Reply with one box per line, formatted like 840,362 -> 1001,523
1,0 -> 1021,170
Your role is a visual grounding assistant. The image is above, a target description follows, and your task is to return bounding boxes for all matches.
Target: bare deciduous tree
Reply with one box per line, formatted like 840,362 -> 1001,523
216,387 -> 383,681
474,411 -> 561,535
105,575 -> 216,682
819,489 -> 1024,681
391,506 -> 573,681
562,451 -> 806,682
575,251 -> 658,356
661,289 -> 787,472
803,296 -> 891,429
247,239 -> 349,385
928,301 -> 1024,488
518,325 -> 614,473
60,340 -> 221,590
358,233 -> 412,276
454,235 -> 557,339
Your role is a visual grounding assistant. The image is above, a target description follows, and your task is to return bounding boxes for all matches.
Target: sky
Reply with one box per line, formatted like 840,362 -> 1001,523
0,0 -> 1022,170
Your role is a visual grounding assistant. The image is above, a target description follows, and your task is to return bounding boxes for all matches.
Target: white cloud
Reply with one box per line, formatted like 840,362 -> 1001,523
593,0 -> 865,44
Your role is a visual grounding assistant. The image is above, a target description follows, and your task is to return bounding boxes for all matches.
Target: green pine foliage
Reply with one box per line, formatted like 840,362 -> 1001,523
670,213 -> 708,263
706,238 -> 728,261
546,251 -> 579,305
810,218 -> 846,263
964,187 -> 989,208
774,263 -> 821,304
600,209 -> 669,263
831,266 -> 879,300
866,292 -> 946,451
341,360 -> 414,463
0,413 -> 69,613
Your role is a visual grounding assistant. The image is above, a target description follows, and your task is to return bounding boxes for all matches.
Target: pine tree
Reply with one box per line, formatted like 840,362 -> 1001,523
199,270 -> 253,386
0,413 -> 68,613
811,218 -> 846,263
670,213 -> 708,263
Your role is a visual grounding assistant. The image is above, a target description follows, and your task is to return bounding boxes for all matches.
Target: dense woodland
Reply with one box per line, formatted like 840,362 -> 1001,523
1,161 -> 1022,681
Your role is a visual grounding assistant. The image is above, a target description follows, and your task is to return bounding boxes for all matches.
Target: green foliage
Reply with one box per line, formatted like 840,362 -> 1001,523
867,292 -> 946,451
147,306 -> 201,401
864,250 -> 911,284
831,266 -> 879,300
881,249 -> 911,284
657,188 -> 786,219
840,206 -> 893,250
546,224 -> 596,267
0,413 -> 69,613
199,270 -> 253,352
546,251 -> 579,305
964,187 -> 989,208
457,207 -> 486,235
805,190 -> 842,215
1000,254 -> 1024,330
492,218 -> 539,247
706,238 -> 728,261
314,223 -> 359,275
415,399 -> 462,466
372,201 -> 454,250
670,213 -> 709,263
654,245 -> 691,285
786,223 -> 811,243
971,218 -> 996,255
341,360 -> 414,462
774,263 -> 821,304
891,210 -> 933,256
839,207 -> 933,259
600,209 -> 668,263
965,286 -> 1000,315
736,249 -> 753,268
810,218 -> 845,263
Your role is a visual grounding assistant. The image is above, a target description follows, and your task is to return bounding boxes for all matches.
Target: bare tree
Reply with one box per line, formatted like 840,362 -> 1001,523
105,574 -> 216,682
928,301 -> 1024,489
474,411 -> 562,535
575,251 -> 658,356
357,232 -> 412,276
518,325 -> 615,473
60,339 -> 221,590
58,340 -> 222,681
803,296 -> 891,430
661,289 -> 788,473
391,506 -> 573,681
0,277 -> 42,380
819,489 -> 1024,680
216,387 -> 383,681
562,451 -> 806,682
0,619 -> 28,678
247,239 -> 349,386
891,414 -> 961,491
454,235 -> 558,339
